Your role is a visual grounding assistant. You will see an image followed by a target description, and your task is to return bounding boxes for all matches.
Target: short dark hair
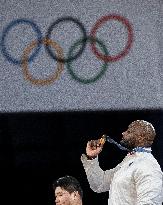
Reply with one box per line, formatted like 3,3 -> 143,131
53,175 -> 83,199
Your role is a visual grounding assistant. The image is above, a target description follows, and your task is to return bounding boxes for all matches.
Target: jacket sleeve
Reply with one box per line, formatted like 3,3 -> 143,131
133,162 -> 163,205
81,154 -> 121,193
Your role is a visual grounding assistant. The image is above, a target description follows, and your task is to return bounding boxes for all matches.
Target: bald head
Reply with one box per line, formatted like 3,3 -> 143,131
121,120 -> 156,149
129,120 -> 156,144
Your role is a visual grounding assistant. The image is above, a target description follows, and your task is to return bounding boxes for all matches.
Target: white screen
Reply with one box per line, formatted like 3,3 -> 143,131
0,0 -> 162,112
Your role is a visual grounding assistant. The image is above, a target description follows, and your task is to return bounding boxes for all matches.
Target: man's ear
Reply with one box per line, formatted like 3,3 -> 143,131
136,135 -> 144,143
71,191 -> 78,199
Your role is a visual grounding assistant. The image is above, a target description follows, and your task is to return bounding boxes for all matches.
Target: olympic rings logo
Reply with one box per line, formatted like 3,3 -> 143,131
1,15 -> 133,85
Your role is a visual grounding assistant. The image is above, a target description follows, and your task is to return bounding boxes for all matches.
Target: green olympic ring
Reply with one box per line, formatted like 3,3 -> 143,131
67,37 -> 109,84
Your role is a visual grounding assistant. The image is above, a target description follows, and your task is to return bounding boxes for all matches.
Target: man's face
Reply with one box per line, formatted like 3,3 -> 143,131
55,187 -> 74,205
120,123 -> 139,149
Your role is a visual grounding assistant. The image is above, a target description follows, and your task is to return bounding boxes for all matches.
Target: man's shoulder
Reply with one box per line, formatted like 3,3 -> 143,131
135,153 -> 162,173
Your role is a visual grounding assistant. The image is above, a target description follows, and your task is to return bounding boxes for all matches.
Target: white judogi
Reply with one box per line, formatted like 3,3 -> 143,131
81,149 -> 163,205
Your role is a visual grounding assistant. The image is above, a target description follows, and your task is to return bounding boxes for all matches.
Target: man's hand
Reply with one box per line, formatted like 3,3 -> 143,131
86,137 -> 105,158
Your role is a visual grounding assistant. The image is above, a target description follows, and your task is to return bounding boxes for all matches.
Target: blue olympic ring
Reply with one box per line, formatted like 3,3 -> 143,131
1,18 -> 42,65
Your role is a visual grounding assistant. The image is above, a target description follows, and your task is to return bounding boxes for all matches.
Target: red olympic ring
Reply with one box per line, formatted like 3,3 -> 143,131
90,14 -> 133,62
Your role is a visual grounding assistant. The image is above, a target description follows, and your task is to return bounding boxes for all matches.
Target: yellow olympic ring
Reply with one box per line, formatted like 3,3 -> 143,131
21,38 -> 64,86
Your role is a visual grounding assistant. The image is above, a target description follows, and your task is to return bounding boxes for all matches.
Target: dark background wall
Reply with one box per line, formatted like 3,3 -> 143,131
0,109 -> 162,205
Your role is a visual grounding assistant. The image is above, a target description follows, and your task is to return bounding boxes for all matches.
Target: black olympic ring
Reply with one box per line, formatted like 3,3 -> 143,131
67,37 -> 109,84
1,18 -> 42,65
45,16 -> 87,63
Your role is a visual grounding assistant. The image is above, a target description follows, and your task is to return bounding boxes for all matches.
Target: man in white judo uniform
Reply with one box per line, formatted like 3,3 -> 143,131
81,120 -> 163,204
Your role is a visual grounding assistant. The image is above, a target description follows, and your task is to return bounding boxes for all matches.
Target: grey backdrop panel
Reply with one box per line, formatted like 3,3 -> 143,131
0,0 -> 162,112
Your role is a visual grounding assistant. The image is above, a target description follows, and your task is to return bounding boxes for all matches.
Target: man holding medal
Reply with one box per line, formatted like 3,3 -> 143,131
81,120 -> 163,204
